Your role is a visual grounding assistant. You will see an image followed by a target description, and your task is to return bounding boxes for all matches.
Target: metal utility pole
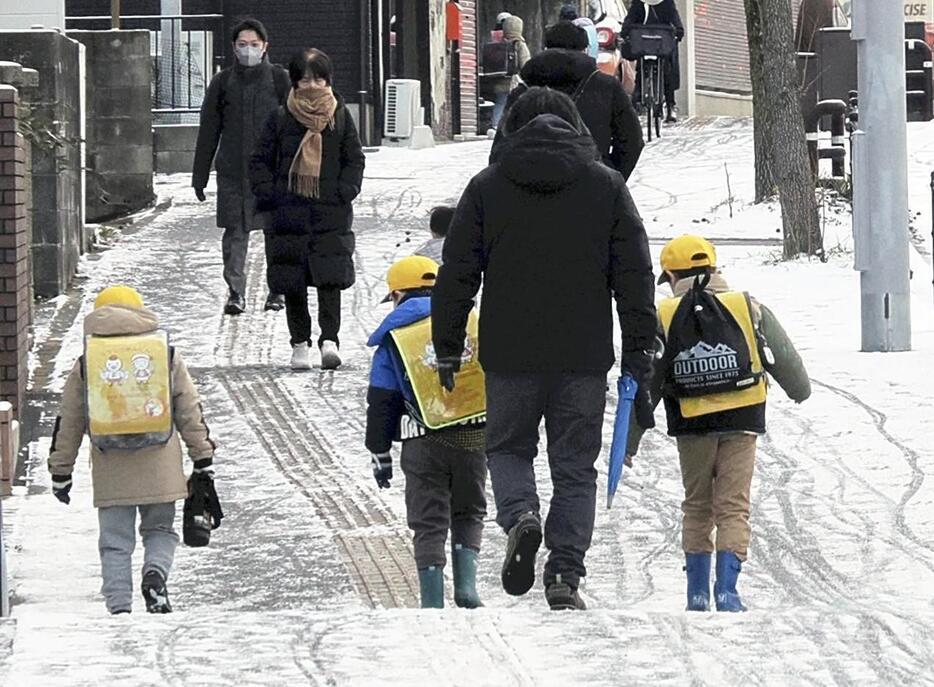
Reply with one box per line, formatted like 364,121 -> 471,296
111,0 -> 120,29
850,0 -> 911,352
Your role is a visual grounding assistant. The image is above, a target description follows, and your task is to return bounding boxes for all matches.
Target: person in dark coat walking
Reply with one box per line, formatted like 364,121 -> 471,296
250,48 -> 365,371
192,18 -> 292,315
431,88 -> 657,611
622,0 -> 685,122
492,21 -> 644,180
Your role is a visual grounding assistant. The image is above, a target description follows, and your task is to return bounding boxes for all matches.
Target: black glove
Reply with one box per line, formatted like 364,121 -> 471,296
52,474 -> 72,505
194,187 -> 206,202
622,349 -> 656,429
437,357 -> 461,393
371,452 -> 393,489
675,26 -> 685,41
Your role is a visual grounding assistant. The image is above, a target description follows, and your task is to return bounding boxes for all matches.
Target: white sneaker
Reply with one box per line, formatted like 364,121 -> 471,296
319,340 -> 341,370
290,342 -> 311,370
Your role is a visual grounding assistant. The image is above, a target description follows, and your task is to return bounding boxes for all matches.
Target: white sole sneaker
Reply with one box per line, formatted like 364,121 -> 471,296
319,340 -> 341,370
290,342 -> 311,370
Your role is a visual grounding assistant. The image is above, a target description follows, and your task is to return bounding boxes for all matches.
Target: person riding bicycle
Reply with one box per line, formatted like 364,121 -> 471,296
622,0 -> 684,123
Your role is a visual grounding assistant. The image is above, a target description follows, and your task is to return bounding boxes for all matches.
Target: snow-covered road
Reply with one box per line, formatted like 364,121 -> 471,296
2,119 -> 934,685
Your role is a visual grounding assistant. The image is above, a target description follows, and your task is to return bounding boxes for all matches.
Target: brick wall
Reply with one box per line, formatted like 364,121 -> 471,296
0,86 -> 30,416
459,0 -> 479,135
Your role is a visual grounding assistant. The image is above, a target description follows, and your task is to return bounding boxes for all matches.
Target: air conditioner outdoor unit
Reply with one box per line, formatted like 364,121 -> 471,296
384,79 -> 421,139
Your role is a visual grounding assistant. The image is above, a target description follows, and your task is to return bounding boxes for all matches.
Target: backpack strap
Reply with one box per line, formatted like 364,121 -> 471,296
572,70 -> 600,102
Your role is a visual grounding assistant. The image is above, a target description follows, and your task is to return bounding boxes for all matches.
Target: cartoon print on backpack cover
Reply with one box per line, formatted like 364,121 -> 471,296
85,330 -> 174,449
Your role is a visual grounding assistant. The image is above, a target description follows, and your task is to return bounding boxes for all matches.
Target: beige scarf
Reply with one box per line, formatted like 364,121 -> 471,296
287,85 -> 338,198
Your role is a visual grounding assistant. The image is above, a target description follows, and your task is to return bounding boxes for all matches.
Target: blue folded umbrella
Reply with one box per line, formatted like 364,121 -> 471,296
607,374 -> 638,509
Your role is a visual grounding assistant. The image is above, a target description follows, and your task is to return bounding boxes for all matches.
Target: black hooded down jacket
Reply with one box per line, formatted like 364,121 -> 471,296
249,93 -> 366,294
492,49 -> 644,180
433,114 -> 657,374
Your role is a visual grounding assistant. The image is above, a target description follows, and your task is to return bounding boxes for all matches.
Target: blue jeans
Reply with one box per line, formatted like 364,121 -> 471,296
491,91 -> 509,129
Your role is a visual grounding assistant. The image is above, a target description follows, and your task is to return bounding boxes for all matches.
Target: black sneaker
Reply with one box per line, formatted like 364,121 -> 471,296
224,291 -> 246,316
501,511 -> 542,596
545,580 -> 587,611
263,292 -> 285,312
141,570 -> 172,614
665,105 -> 678,123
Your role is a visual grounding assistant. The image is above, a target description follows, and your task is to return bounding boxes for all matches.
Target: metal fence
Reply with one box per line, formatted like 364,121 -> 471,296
66,9 -> 225,124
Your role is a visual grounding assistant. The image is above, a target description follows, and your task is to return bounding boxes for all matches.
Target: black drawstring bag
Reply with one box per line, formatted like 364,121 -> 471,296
663,275 -> 760,398
183,472 -> 224,547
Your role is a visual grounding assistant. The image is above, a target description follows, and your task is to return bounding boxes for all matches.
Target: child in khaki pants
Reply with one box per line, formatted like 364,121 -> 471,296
628,236 -> 810,612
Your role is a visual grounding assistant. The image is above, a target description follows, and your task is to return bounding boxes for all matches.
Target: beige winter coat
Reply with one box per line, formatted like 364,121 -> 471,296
48,305 -> 215,508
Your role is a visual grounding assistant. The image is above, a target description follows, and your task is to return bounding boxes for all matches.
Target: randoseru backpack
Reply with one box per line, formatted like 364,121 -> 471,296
662,276 -> 761,398
482,39 -> 520,76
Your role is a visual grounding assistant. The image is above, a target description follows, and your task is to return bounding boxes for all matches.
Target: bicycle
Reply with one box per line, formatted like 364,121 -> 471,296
620,24 -> 677,142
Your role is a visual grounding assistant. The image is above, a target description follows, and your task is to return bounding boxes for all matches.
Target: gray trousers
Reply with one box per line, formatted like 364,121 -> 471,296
485,371 -> 606,589
222,225 -> 251,296
98,502 -> 178,613
400,435 -> 487,569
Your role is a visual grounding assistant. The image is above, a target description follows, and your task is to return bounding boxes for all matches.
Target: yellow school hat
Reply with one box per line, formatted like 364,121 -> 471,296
382,256 -> 439,302
94,285 -> 144,310
658,235 -> 717,284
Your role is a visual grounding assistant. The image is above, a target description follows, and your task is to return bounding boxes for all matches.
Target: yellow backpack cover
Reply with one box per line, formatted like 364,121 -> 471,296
390,310 -> 486,430
84,330 -> 173,450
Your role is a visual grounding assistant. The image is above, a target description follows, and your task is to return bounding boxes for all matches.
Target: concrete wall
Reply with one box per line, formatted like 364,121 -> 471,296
68,30 -> 154,222
0,31 -> 83,298
0,0 -> 65,31
695,90 -> 754,117
153,124 -> 198,174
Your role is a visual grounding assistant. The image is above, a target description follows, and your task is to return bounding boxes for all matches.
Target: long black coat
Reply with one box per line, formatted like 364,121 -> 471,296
432,115 -> 656,374
249,95 -> 366,294
495,49 -> 645,179
192,58 -> 290,230
622,0 -> 684,92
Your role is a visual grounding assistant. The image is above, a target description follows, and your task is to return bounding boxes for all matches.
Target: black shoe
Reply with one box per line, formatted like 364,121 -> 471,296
110,608 -> 131,615
665,105 -> 678,123
141,570 -> 172,614
263,292 -> 285,312
224,291 -> 246,316
501,511 -> 542,596
545,580 -> 587,611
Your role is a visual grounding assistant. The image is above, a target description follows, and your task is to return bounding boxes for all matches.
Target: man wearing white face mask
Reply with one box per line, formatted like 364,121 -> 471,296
193,18 -> 291,315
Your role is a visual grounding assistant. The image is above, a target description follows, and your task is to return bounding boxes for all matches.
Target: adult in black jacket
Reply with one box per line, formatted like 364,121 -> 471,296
622,0 -> 685,122
192,19 -> 291,315
492,21 -> 644,180
432,88 -> 657,611
250,49 -> 365,371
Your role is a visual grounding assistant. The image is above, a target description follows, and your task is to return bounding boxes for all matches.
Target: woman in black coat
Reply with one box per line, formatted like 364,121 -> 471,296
250,48 -> 366,370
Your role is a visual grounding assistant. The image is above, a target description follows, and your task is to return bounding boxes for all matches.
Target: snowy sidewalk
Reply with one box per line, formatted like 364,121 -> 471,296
1,120 -> 934,685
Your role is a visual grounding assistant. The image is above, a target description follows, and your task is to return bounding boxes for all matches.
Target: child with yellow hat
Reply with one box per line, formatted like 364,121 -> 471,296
48,285 -> 218,615
628,236 -> 811,613
365,256 -> 488,608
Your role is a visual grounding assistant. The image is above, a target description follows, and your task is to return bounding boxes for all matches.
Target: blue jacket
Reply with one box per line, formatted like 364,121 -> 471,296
365,297 -> 432,454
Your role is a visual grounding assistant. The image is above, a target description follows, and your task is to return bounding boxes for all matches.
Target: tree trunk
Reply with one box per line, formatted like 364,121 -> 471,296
744,0 -> 776,201
744,0 -> 822,258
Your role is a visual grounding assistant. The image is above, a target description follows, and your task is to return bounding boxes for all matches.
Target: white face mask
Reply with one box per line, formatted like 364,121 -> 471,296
235,45 -> 264,67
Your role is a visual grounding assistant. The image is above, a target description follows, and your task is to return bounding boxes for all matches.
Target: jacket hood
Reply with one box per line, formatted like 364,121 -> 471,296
671,272 -> 731,297
83,305 -> 160,337
520,49 -> 597,90
496,114 -> 598,192
367,297 -> 431,346
503,16 -> 525,40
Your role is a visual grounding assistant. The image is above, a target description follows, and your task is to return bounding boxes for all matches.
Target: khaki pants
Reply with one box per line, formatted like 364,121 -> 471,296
677,433 -> 757,559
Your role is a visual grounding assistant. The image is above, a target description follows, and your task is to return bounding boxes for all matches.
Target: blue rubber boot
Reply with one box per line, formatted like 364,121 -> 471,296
418,566 -> 444,609
684,552 -> 711,611
452,545 -> 483,609
714,551 -> 747,612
